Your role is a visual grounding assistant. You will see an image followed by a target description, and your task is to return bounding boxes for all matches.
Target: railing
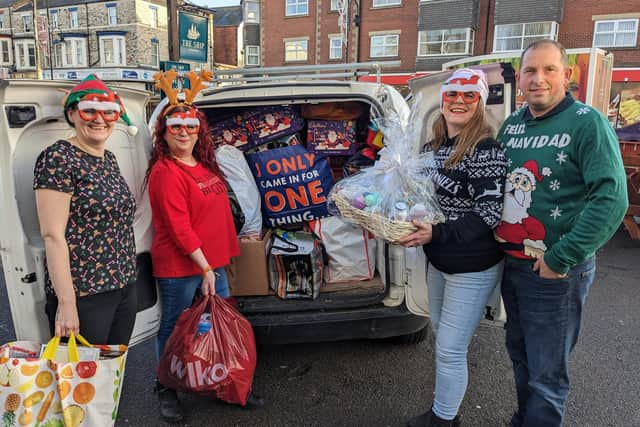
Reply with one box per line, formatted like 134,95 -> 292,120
211,61 -> 401,86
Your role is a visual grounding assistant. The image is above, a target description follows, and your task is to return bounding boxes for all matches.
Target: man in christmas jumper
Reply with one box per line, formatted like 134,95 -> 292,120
495,40 -> 628,427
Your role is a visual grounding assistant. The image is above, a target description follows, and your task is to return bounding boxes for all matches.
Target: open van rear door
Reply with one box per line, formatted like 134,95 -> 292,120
0,79 -> 159,345
402,63 -> 516,326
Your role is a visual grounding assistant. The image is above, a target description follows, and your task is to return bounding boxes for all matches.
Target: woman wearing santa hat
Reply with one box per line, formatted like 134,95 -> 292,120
33,74 -> 139,346
400,68 -> 507,427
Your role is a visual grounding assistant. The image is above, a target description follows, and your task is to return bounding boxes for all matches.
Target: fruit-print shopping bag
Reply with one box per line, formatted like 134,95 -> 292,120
0,334 -> 128,427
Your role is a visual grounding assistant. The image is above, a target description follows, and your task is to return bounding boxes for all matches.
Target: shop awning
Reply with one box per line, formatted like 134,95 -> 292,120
613,69 -> 640,82
359,73 -> 433,85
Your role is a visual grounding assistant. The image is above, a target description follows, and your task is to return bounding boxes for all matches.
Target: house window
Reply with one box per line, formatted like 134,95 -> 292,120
494,21 -> 557,52
246,45 -> 260,65
53,42 -> 63,68
149,6 -> 158,28
0,39 -> 11,64
14,39 -> 36,69
0,13 -> 5,29
107,5 -> 117,26
100,35 -> 126,66
51,10 -> 58,29
151,40 -> 159,67
370,34 -> 399,57
245,1 -> 259,23
329,36 -> 342,59
330,0 -> 341,11
284,39 -> 308,61
286,0 -> 308,17
418,28 -> 474,56
69,9 -> 79,28
53,38 -> 87,68
22,14 -> 32,32
593,19 -> 638,48
373,0 -> 401,7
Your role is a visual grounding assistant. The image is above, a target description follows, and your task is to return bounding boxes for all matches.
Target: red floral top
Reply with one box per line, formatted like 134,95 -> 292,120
33,140 -> 137,296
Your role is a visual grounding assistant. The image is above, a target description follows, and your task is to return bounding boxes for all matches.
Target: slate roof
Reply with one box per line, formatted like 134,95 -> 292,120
213,5 -> 241,27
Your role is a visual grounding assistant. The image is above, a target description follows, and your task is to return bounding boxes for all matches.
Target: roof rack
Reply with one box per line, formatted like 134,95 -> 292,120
211,61 -> 401,86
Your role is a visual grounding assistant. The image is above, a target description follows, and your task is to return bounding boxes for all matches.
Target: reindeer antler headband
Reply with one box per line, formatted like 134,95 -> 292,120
152,70 -> 213,128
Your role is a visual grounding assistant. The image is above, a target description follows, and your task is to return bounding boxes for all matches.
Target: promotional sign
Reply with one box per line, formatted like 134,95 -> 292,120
179,12 -> 208,63
247,145 -> 334,227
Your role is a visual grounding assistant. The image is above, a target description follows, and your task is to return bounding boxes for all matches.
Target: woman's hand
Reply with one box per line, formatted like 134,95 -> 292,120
55,301 -> 80,337
201,270 -> 217,296
399,220 -> 433,247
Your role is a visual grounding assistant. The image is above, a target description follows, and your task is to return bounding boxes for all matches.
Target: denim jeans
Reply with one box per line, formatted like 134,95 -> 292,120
501,257 -> 596,427
427,260 -> 503,420
155,267 -> 230,360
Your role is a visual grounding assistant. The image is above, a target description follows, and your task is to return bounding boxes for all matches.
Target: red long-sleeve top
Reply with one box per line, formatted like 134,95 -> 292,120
148,159 -> 240,278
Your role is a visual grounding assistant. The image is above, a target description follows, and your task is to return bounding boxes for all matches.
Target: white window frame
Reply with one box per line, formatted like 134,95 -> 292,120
99,35 -> 126,66
0,13 -> 5,29
370,33 -> 399,58
21,14 -> 32,32
55,37 -> 86,68
329,36 -> 342,59
70,9 -> 79,28
245,45 -> 260,66
493,21 -> 558,53
244,1 -> 259,23
593,19 -> 638,48
50,10 -> 58,29
284,38 -> 308,62
14,39 -> 36,70
150,40 -> 160,67
286,0 -> 308,17
149,6 -> 158,28
0,38 -> 12,65
107,5 -> 117,26
373,0 -> 401,7
418,28 -> 474,57
330,0 -> 340,11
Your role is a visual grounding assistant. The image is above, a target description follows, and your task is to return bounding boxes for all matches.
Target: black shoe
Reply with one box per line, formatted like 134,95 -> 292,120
155,380 -> 184,424
407,408 -> 458,427
242,392 -> 265,410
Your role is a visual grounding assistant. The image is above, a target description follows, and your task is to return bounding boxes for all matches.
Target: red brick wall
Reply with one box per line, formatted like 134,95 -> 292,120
558,0 -> 639,67
214,26 -> 238,66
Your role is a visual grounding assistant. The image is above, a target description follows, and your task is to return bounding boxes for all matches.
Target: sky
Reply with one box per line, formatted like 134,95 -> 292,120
191,0 -> 240,7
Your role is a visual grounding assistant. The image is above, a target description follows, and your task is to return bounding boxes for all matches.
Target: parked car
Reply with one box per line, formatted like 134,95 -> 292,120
0,62 -> 513,346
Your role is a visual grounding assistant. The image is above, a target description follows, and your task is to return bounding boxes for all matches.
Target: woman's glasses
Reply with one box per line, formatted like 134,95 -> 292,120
166,124 -> 200,135
77,108 -> 121,122
442,91 -> 480,104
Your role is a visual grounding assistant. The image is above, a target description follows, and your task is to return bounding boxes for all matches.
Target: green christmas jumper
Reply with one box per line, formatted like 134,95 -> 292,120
494,94 -> 628,274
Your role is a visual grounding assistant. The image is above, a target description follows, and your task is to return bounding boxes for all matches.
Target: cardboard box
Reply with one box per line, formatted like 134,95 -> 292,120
228,230 -> 272,296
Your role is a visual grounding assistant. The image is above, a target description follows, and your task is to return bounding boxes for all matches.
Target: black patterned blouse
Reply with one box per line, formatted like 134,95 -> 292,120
33,140 -> 137,297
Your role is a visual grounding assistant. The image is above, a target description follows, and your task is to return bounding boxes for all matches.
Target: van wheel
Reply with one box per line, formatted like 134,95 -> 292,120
393,327 -> 428,345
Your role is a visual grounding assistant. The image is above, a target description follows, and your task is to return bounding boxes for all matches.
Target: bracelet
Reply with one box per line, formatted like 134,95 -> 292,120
201,265 -> 213,277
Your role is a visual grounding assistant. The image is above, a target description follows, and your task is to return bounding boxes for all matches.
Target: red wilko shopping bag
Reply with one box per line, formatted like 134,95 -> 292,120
157,295 -> 257,406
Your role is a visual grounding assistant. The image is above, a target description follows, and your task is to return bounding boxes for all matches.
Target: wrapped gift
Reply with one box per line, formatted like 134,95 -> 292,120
307,120 -> 357,155
210,114 -> 252,150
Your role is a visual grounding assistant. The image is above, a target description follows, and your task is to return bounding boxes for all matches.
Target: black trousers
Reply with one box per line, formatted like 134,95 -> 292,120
45,283 -> 137,345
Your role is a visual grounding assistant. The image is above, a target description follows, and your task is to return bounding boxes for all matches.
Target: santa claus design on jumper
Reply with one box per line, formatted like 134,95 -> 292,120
495,160 -> 552,259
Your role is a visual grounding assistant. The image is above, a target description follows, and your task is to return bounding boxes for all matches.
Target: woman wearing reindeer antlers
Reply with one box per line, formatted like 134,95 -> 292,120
399,68 -> 507,427
145,70 -> 263,423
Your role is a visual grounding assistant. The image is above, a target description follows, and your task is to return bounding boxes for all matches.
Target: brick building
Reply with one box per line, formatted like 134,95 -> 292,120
213,1 -> 260,68
0,0 -> 214,84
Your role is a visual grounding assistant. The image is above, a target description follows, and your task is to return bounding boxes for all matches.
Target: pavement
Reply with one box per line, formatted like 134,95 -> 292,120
1,229 -> 639,426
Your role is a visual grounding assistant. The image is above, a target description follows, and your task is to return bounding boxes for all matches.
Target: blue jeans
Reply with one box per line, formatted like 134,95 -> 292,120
155,267 -> 230,361
427,261 -> 503,420
501,257 -> 596,427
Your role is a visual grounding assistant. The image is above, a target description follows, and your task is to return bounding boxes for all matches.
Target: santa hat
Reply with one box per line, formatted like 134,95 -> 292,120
440,68 -> 489,109
514,160 -> 552,184
63,74 -> 138,136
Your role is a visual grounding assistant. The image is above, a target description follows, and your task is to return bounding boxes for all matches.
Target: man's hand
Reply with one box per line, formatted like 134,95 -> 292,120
398,220 -> 433,247
533,257 -> 567,279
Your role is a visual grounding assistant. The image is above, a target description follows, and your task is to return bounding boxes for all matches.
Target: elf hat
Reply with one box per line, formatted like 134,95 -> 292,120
440,68 -> 489,109
63,74 -> 138,136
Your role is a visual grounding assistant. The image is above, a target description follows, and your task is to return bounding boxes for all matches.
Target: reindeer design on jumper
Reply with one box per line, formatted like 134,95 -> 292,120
478,179 -> 503,199
495,160 -> 552,260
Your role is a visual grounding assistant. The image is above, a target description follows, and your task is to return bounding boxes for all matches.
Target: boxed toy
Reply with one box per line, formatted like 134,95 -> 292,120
307,120 -> 357,155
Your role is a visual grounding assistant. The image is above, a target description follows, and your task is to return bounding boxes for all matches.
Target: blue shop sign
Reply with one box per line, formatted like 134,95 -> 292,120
179,12 -> 208,63
66,71 -> 78,80
122,70 -> 139,79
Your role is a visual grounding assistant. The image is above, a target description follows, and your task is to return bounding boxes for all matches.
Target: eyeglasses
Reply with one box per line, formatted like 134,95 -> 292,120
77,108 -> 121,122
442,91 -> 480,104
166,124 -> 200,135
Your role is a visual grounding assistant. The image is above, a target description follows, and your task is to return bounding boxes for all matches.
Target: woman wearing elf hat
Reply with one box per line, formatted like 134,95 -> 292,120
33,74 -> 139,346
399,68 -> 507,427
145,70 -> 262,423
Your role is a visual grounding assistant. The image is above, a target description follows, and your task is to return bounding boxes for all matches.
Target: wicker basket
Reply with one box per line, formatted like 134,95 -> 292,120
332,192 -> 418,244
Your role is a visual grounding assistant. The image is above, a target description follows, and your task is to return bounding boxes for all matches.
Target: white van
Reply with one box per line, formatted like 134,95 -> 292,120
0,62 -> 513,346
